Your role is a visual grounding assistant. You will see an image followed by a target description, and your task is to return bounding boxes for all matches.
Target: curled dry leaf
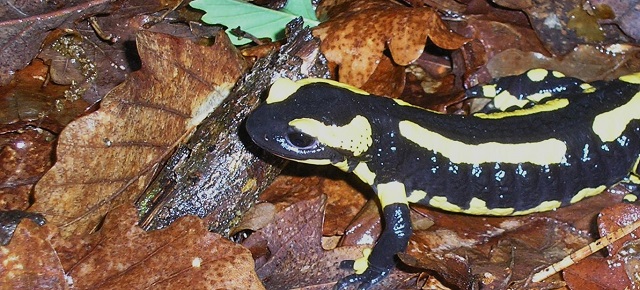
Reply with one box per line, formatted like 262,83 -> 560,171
30,31 -> 247,238
65,205 -> 263,289
312,0 -> 469,87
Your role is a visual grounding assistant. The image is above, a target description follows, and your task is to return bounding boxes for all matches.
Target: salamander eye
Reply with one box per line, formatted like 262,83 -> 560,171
285,131 -> 317,149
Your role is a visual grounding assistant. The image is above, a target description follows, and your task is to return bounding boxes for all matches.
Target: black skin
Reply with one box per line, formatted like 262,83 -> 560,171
245,73 -> 640,289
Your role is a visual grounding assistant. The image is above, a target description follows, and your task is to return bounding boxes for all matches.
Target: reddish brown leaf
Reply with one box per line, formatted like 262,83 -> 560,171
258,166 -> 368,236
64,205 -> 263,289
492,0 -> 630,55
244,194 -> 416,289
313,0 -> 469,87
30,31 -> 247,238
564,256 -> 630,290
598,203 -> 640,256
0,219 -> 65,289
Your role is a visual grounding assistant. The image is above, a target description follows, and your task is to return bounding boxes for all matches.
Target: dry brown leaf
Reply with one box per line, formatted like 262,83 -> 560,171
313,0 -> 469,87
484,45 -> 640,82
30,31 -> 248,238
0,219 -> 65,289
64,205 -> 264,289
244,194 -> 416,289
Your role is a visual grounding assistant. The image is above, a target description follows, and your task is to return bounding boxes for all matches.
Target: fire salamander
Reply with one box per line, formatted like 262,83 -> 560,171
245,69 -> 640,289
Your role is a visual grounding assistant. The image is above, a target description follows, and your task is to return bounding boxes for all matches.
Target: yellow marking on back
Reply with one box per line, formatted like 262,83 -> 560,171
393,98 -> 420,108
407,190 -> 427,203
467,198 -> 515,215
624,194 -> 638,203
493,90 -> 529,110
620,72 -> 640,84
376,181 -> 408,206
429,196 -> 463,212
570,185 -> 606,204
296,78 -> 370,95
592,92 -> 640,142
289,115 -> 373,156
295,158 -> 332,165
552,71 -> 565,78
353,162 -> 376,185
429,196 -> 514,215
333,159 -> 350,172
266,78 -> 302,104
580,83 -> 596,93
482,84 -> 497,97
526,92 -> 552,102
474,98 -> 569,119
399,120 -> 568,165
513,200 -> 562,215
527,68 -> 549,82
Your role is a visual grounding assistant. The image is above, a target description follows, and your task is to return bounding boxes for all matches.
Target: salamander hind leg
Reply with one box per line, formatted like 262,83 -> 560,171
334,183 -> 412,290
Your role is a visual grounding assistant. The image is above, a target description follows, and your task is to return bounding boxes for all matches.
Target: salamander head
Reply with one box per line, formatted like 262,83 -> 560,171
245,78 -> 374,167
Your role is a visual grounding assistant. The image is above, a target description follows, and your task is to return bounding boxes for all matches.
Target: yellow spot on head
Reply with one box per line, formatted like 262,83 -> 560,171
493,90 -> 529,111
570,185 -> 606,204
527,68 -> 550,82
289,115 -> 373,156
407,190 -> 427,203
552,71 -> 565,78
592,92 -> 640,142
353,162 -> 376,185
266,78 -> 302,104
399,121 -> 568,165
513,200 -> 562,215
482,84 -> 497,98
474,98 -> 569,119
620,72 -> 640,84
376,181 -> 408,207
353,248 -> 372,274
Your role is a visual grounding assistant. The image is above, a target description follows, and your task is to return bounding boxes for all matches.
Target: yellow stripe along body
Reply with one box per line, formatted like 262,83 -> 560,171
245,71 -> 640,288
247,72 -> 640,215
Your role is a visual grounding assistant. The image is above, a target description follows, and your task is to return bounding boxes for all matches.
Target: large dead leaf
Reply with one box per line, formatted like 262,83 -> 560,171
31,31 -> 248,238
64,205 -> 264,289
245,184 -> 416,289
312,0 -> 469,87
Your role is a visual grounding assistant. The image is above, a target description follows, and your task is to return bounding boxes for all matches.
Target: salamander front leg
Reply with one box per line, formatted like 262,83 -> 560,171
334,203 -> 412,290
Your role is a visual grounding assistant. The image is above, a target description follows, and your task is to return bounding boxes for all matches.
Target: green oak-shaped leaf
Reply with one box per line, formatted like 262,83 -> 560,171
190,0 -> 320,45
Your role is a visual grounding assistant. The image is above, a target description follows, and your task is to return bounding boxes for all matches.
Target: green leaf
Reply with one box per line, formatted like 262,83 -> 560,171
190,0 -> 320,45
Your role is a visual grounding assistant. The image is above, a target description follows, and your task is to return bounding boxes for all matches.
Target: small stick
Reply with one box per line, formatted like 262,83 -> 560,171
532,218 -> 640,282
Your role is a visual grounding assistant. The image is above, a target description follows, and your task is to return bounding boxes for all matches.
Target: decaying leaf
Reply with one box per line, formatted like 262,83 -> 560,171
484,44 -> 640,82
63,205 -> 263,289
313,0 -> 469,87
491,0 -> 631,55
243,194 -> 416,289
0,218 -> 64,289
30,31 -> 248,238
